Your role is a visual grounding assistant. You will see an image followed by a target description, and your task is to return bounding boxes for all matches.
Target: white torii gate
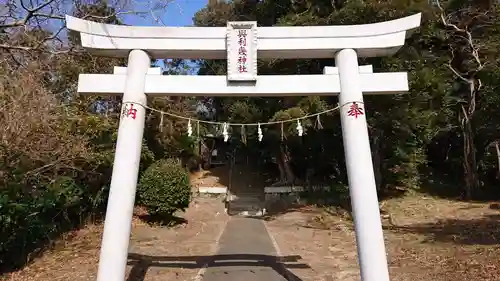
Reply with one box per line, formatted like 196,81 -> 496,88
66,14 -> 421,281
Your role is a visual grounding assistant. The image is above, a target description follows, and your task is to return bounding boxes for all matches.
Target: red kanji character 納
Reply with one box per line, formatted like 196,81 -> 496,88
121,104 -> 129,117
127,104 -> 138,119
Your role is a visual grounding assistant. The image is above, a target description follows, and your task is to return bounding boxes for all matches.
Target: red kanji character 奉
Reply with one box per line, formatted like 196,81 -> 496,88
347,102 -> 364,119
127,104 -> 138,119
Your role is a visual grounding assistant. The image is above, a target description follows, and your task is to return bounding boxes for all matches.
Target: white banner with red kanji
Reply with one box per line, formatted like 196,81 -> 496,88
227,21 -> 257,81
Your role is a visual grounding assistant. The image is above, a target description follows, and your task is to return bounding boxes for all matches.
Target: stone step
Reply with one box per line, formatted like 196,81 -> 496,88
228,197 -> 264,204
226,193 -> 265,217
229,201 -> 262,208
227,207 -> 266,217
226,193 -> 263,202
229,202 -> 263,210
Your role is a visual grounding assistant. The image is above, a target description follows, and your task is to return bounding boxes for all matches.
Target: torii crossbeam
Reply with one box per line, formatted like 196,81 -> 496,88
78,66 -> 407,96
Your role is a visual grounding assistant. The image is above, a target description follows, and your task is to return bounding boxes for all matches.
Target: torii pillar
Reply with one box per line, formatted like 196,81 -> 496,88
337,48 -> 389,280
66,13 -> 421,281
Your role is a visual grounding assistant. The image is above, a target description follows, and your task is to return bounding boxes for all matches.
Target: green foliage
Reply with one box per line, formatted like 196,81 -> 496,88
0,176 -> 109,270
194,0 -> 500,199
0,1 -> 156,272
137,159 -> 191,217
301,184 -> 350,206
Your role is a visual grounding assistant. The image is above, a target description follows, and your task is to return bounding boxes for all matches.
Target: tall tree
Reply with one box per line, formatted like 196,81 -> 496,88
193,0 -> 500,198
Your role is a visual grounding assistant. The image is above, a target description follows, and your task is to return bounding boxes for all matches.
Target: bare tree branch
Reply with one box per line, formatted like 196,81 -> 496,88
0,0 -> 173,53
1,0 -> 57,28
0,43 -> 31,50
436,0 -> 485,72
435,0 -> 488,198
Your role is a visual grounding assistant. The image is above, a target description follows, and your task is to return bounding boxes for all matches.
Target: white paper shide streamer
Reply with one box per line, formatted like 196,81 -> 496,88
296,120 -> 303,136
123,100 -> 347,143
257,123 -> 263,142
187,119 -> 193,137
223,122 -> 229,142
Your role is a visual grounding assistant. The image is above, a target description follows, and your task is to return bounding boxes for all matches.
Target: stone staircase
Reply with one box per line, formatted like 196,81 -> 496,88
223,156 -> 266,217
226,191 -> 266,217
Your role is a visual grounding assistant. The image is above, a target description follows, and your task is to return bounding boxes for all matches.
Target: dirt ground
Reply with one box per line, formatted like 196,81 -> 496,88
3,197 -> 229,281
190,168 -> 229,190
5,178 -> 500,281
265,194 -> 500,281
190,165 -> 265,195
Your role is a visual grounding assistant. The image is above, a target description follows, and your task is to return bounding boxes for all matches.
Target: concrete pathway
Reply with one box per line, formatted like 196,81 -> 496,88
200,217 -> 303,281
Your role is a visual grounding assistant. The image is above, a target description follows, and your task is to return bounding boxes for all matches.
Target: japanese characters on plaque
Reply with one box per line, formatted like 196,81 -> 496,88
237,29 -> 248,73
227,21 -> 257,81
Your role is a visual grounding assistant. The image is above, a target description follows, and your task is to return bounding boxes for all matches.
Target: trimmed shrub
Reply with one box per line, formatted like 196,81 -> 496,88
137,158 -> 191,217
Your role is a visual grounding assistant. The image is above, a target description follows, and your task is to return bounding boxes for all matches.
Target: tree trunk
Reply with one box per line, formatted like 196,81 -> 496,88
435,0 -> 484,200
276,143 -> 295,184
277,155 -> 286,182
372,130 -> 383,191
461,103 -> 479,200
495,141 -> 500,180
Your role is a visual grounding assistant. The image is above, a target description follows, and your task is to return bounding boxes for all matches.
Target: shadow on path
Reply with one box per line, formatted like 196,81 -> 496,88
127,217 -> 310,281
386,214 -> 500,245
127,253 -> 309,281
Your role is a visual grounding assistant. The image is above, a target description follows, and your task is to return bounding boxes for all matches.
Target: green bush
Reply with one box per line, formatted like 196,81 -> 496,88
0,176 -> 106,270
137,158 -> 191,217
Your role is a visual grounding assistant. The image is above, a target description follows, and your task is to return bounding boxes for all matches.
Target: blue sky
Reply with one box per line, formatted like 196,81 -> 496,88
94,1 -> 210,112
123,0 -> 208,27
121,0 -> 209,72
